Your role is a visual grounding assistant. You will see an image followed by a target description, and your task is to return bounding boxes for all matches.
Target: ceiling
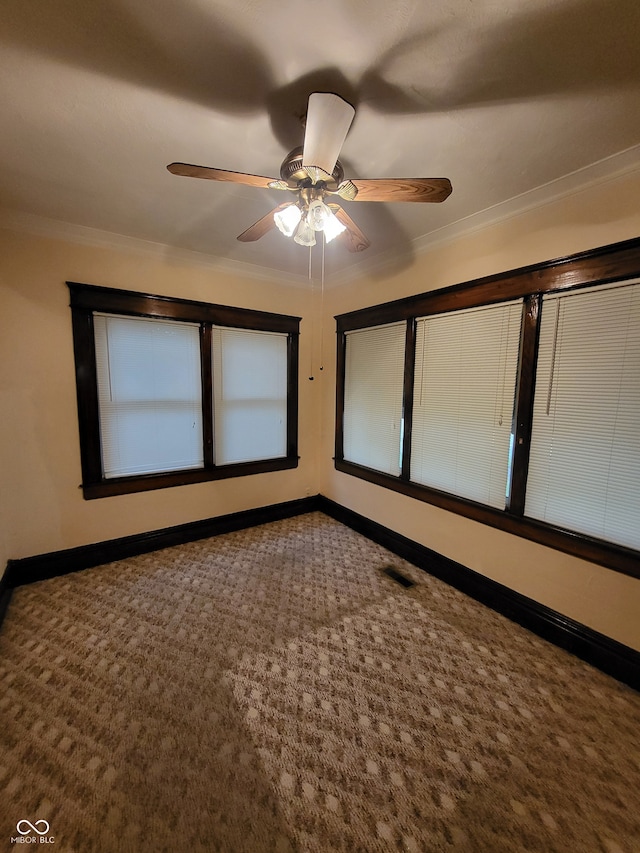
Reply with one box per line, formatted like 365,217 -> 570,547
2,0 -> 640,284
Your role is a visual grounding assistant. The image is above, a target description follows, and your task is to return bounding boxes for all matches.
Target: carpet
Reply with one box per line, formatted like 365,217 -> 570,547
0,512 -> 638,852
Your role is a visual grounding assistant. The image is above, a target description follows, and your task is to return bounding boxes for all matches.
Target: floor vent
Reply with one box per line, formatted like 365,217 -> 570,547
382,566 -> 416,588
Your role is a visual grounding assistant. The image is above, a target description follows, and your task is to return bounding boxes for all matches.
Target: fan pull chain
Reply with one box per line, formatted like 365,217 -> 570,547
308,245 -> 315,380
320,234 -> 325,372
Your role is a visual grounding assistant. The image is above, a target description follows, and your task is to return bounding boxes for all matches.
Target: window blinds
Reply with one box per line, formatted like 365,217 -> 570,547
525,280 -> 640,550
343,323 -> 406,476
212,327 -> 287,465
94,314 -> 203,478
410,300 -> 522,508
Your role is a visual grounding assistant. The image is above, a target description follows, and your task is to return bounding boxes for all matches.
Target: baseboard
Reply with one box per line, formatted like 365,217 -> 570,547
3,493 -> 638,692
3,495 -> 322,590
0,572 -> 13,630
317,496 -> 640,693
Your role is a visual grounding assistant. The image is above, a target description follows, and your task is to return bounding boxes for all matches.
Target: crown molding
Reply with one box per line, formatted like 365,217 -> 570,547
2,144 -> 639,290
331,143 -> 640,286
0,209 -> 306,288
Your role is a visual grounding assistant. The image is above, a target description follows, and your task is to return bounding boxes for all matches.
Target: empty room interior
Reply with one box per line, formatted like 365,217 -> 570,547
1,1 -> 639,851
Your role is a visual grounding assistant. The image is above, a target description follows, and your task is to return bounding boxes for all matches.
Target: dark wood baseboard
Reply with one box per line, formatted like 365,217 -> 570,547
2,493 -> 638,691
317,496 -> 640,693
3,495 -> 322,590
0,574 -> 12,630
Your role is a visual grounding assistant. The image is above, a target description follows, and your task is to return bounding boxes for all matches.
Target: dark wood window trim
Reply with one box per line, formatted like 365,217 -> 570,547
68,282 -> 300,499
334,236 -> 640,579
400,319 -> 417,481
507,293 -> 541,516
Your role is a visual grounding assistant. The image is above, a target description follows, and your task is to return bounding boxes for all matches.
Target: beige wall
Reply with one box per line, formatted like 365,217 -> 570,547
0,229 -> 318,575
320,170 -> 640,651
2,169 -> 639,652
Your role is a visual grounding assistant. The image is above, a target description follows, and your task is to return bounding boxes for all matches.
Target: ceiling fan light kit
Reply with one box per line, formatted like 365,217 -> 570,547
274,185 -> 347,246
167,92 -> 452,253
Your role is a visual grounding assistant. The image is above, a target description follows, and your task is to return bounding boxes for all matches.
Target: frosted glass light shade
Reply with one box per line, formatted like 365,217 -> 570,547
293,218 -> 316,246
307,199 -> 331,231
274,204 -> 301,236
322,210 -> 347,243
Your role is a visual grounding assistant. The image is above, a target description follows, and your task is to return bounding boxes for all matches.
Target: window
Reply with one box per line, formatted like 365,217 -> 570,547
94,314 -> 204,478
69,283 -> 299,498
411,301 -> 522,508
343,323 -> 406,476
212,327 -> 288,465
335,237 -> 640,577
525,280 -> 640,551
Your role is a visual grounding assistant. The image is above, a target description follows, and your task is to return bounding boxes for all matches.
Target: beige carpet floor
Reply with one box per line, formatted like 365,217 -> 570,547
0,512 -> 639,852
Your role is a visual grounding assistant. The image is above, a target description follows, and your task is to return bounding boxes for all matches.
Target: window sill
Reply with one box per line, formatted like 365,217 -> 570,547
334,458 -> 640,579
82,456 -> 299,499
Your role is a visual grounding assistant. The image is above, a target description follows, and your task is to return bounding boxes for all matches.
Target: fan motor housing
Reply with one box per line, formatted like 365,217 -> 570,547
280,146 -> 344,187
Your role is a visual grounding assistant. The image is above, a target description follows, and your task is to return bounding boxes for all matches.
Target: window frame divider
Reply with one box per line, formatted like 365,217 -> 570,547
507,293 -> 541,515
334,329 -> 346,463
400,318 -> 416,481
70,307 -> 103,487
200,322 -> 214,469
286,331 -> 300,460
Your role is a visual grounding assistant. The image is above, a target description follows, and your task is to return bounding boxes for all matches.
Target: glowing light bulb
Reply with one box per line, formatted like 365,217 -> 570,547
273,204 -> 302,237
322,210 -> 347,243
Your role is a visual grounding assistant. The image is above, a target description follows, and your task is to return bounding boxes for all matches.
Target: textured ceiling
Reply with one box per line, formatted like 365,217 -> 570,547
1,0 -> 640,283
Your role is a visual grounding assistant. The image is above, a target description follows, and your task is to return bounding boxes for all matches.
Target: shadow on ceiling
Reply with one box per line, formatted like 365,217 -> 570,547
4,0 -> 638,279
4,0 -> 639,120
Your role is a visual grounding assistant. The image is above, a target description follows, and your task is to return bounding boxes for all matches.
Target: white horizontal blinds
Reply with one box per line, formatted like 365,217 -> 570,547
411,300 -> 522,508
525,279 -> 640,550
343,322 -> 406,476
93,314 -> 204,478
212,327 -> 287,465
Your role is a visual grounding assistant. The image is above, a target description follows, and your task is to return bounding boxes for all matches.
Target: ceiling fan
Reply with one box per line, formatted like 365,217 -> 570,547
167,93 -> 452,252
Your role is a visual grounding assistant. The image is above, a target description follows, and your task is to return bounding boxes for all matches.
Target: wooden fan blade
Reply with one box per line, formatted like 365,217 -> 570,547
333,206 -> 371,252
167,163 -> 279,190
350,177 -> 452,203
237,203 -> 291,242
